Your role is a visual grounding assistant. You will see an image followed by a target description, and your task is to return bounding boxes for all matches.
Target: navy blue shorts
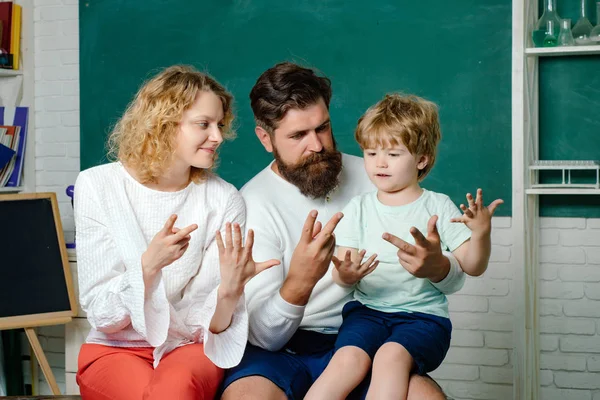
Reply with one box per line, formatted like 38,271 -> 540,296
221,329 -> 340,400
335,301 -> 452,375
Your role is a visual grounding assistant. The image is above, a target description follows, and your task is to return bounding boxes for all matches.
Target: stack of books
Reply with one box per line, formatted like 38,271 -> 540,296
0,1 -> 22,70
0,107 -> 28,187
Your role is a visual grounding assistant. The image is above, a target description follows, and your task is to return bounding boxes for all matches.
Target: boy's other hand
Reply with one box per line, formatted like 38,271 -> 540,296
450,188 -> 503,236
332,249 -> 379,286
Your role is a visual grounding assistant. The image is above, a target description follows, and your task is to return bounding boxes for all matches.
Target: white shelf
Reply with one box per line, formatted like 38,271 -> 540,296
526,188 -> 600,195
0,69 -> 23,77
525,45 -> 600,57
529,160 -> 599,170
0,186 -> 24,193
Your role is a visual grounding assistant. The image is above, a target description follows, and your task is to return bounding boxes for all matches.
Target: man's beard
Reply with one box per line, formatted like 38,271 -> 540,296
273,144 -> 343,199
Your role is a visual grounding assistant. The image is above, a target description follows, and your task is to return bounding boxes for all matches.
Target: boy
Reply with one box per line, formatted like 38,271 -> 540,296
305,94 -> 503,399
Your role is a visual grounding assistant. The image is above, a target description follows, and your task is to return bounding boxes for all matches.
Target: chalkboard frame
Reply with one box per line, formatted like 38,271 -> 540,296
0,192 -> 77,331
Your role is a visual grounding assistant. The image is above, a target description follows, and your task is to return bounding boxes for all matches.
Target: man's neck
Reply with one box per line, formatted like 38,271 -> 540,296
270,160 -> 282,177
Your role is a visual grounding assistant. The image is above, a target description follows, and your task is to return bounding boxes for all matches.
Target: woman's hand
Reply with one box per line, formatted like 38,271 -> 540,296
216,222 -> 280,299
142,214 -> 198,287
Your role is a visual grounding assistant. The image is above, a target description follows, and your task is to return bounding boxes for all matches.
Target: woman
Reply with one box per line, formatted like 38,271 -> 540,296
74,65 -> 278,399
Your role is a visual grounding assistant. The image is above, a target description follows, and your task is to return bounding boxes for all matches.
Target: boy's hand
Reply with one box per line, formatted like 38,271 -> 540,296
450,188 -> 503,236
332,249 -> 379,286
383,216 -> 449,283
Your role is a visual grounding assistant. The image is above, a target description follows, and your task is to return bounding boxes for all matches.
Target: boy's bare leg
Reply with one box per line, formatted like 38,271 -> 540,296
305,346 -> 371,400
407,374 -> 447,400
367,342 -> 413,399
221,376 -> 287,400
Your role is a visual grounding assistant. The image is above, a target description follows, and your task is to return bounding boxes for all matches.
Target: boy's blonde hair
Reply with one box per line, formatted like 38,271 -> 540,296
107,65 -> 235,184
355,93 -> 441,181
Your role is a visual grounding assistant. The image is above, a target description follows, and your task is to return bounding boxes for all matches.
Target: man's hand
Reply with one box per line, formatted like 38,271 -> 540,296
382,215 -> 449,283
281,210 -> 344,305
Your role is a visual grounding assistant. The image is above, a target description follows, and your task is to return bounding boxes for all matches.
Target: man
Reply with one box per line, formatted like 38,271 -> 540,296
221,62 -> 464,399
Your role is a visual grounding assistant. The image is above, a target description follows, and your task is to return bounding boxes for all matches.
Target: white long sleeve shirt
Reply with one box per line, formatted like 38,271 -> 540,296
241,153 -> 466,351
74,163 -> 248,368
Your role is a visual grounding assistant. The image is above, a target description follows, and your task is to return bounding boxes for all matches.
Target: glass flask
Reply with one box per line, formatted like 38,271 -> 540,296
558,19 -> 575,45
572,0 -> 594,44
532,0 -> 561,47
589,2 -> 600,42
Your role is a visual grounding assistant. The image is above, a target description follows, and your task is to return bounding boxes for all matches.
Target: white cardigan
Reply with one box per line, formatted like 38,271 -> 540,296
74,163 -> 248,368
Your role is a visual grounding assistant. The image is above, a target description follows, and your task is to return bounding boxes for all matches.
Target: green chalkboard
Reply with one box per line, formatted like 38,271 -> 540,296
79,0 -> 599,217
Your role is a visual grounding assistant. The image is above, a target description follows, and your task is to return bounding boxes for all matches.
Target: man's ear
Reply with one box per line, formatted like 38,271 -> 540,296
255,126 -> 274,153
417,155 -> 429,170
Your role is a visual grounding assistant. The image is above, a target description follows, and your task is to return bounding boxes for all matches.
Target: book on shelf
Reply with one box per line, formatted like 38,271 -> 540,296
0,107 -> 28,187
0,1 -> 22,70
0,130 -> 16,171
0,125 -> 19,185
10,2 -> 21,70
0,2 -> 12,54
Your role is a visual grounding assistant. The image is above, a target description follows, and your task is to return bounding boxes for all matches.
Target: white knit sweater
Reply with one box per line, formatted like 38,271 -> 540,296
74,163 -> 248,368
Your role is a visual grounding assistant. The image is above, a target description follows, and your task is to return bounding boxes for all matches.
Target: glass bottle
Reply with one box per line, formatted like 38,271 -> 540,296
532,0 -> 561,47
543,19 -> 559,46
572,0 -> 594,45
589,2 -> 600,42
558,19 -> 575,45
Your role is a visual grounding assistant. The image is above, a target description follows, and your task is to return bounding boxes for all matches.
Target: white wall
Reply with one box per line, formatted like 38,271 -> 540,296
26,0 -> 600,398
537,219 -> 600,400
34,0 -> 79,243
431,218 -> 600,400
432,217 -> 514,399
30,0 -> 79,394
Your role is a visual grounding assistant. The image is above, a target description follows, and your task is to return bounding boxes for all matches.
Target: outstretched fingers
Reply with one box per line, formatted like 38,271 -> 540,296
317,212 -> 344,244
359,253 -> 378,273
301,210 -> 319,244
382,233 -> 417,255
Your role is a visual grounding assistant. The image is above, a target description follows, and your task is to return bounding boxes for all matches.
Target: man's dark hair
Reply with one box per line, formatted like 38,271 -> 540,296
249,62 -> 332,134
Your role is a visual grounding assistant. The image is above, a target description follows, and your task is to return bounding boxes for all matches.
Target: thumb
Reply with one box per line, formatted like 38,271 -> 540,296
331,255 -> 342,270
488,199 -> 504,216
255,259 -> 280,275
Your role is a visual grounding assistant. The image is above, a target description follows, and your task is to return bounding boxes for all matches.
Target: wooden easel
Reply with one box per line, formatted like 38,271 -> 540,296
0,193 -> 78,395
0,313 -> 73,395
25,326 -> 65,395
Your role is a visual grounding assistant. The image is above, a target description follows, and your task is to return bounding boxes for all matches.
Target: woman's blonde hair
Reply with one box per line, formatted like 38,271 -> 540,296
355,93 -> 441,181
107,65 -> 235,184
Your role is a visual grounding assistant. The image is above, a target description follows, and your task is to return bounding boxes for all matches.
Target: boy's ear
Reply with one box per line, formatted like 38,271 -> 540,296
255,126 -> 274,153
417,155 -> 429,170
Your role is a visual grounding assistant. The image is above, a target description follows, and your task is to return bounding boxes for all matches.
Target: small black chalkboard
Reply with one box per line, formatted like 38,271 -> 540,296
0,193 -> 76,330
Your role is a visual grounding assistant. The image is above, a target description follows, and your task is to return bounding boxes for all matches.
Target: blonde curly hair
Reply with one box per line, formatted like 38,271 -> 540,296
107,65 -> 235,184
355,93 -> 441,181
